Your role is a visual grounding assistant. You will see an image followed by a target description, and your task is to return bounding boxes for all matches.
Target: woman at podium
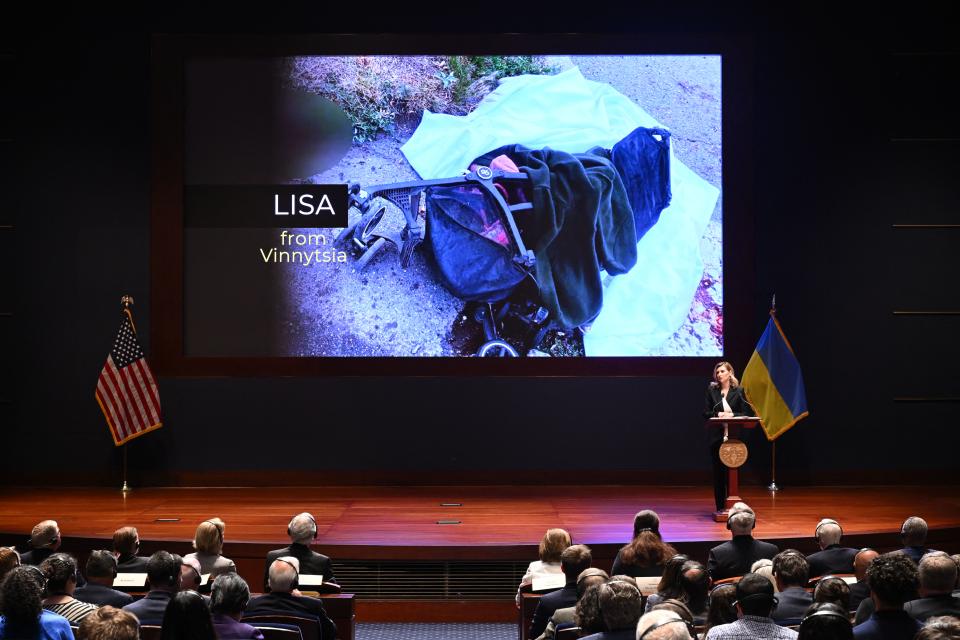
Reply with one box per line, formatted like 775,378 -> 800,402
703,361 -> 754,513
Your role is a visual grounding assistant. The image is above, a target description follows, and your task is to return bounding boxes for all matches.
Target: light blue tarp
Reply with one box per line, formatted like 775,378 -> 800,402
401,67 -> 719,355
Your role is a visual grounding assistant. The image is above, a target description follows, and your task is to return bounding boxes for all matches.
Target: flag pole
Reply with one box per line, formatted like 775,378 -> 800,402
766,294 -> 780,492
120,295 -> 134,494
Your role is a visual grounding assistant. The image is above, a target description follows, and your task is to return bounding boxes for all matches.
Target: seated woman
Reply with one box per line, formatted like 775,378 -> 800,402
517,528 -> 572,605
611,510 -> 678,578
0,565 -> 73,639
40,553 -> 98,624
643,553 -> 689,612
184,518 -> 237,580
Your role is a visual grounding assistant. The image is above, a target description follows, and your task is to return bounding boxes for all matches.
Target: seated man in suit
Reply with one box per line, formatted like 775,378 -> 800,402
113,526 -> 150,573
899,517 -> 938,564
121,550 -> 184,624
903,553 -> 960,621
74,550 -> 134,608
853,552 -> 922,640
707,503 -> 779,580
771,550 -> 813,624
263,512 -> 336,591
580,578 -> 643,640
245,556 -> 336,640
529,544 -> 592,639
807,518 -> 859,577
20,520 -> 61,566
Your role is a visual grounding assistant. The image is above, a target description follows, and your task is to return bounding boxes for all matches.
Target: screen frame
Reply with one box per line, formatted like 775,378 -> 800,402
151,33 -> 755,376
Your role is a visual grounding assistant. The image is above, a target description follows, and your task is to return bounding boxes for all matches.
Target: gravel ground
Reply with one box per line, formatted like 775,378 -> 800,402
279,55 -> 722,357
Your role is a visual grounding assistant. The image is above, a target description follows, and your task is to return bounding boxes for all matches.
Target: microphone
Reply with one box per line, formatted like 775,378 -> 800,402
711,398 -> 724,417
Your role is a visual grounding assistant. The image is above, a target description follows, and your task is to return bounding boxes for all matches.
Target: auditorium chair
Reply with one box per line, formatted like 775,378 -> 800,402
243,614 -> 320,640
255,626 -> 304,640
556,625 -> 583,640
140,625 -> 163,640
807,573 -> 856,587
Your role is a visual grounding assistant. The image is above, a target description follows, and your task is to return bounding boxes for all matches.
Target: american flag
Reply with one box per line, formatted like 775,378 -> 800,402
95,309 -> 162,445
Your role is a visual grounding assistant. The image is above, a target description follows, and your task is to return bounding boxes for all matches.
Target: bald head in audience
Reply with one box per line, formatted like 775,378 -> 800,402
854,549 -> 879,581
268,556 -> 300,593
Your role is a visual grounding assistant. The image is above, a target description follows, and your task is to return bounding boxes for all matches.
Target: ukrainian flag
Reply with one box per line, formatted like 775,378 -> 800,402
742,313 -> 809,440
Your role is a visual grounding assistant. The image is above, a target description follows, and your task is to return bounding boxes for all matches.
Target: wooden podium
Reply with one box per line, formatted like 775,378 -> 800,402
707,416 -> 762,522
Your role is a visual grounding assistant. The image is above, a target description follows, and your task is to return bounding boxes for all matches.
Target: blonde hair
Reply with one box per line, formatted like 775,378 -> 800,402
539,528 -> 572,563
712,362 -> 740,388
194,518 -> 225,554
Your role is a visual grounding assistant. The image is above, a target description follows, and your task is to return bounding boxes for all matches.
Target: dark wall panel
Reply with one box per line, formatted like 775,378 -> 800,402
5,11 -> 960,485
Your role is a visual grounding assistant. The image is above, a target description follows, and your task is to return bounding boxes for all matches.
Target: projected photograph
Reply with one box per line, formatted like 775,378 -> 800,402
183,55 -> 722,357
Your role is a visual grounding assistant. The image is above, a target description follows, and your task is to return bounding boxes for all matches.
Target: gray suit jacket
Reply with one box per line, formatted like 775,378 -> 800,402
185,551 -> 237,577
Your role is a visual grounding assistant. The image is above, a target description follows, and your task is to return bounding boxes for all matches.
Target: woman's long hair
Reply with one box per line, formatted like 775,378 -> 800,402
655,554 -> 689,599
704,583 -> 738,633
619,531 -> 678,571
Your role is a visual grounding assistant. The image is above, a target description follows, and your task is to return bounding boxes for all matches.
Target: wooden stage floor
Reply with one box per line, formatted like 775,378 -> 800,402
2,484 -> 958,555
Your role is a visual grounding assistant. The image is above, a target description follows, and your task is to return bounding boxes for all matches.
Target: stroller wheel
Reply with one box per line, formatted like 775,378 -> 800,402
355,237 -> 387,271
476,340 -> 519,357
355,205 -> 387,248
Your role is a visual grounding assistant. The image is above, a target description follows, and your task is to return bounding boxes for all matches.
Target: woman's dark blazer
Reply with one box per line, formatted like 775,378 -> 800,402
702,385 -> 755,420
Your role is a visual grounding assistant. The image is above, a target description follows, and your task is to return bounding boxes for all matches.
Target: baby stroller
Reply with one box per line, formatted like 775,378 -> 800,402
334,127 -> 672,357
334,165 -> 548,356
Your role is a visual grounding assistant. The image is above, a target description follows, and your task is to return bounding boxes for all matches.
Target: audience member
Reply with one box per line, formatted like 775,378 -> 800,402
530,544 -> 593,639
753,558 -> 779,593
0,565 -> 73,639
636,609 -> 694,640
0,548 -> 20,584
902,552 -> 960,621
704,583 -> 738,634
677,560 -> 711,623
580,579 -> 643,640
521,528 -> 571,590
263,512 -> 336,590
650,599 -> 695,626
39,553 -> 98,624
850,549 -> 879,613
535,568 -> 608,640
704,572 -> 798,640
798,602 -> 853,640
184,517 -> 237,580
644,554 -> 690,612
899,517 -> 936,564
76,606 -> 139,640
707,503 -> 779,580
74,550 -> 134,608
612,510 -> 678,578
245,556 -> 336,640
20,521 -> 61,566
807,519 -> 859,577
180,555 -> 203,592
210,573 -> 264,640
915,616 -> 960,640
852,552 -> 921,640
113,526 -> 149,573
772,549 -> 814,624
951,555 -> 960,590
122,550 -> 183,624
575,583 -> 608,637
814,576 -> 852,612
160,589 -> 217,640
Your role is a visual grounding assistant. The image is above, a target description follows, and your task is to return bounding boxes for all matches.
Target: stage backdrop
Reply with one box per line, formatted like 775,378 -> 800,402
3,11 -> 959,486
